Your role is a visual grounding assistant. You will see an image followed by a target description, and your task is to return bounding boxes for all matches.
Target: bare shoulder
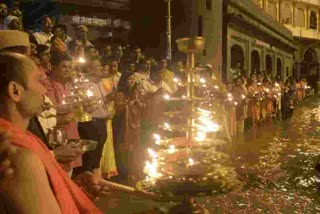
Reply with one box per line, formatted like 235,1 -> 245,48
0,147 -> 61,214
0,147 -> 44,184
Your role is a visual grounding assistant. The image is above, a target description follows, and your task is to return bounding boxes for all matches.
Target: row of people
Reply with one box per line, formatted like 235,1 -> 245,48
225,73 -> 308,137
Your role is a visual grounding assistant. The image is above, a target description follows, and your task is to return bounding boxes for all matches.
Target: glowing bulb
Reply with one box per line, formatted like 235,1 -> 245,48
74,78 -> 79,83
227,93 -> 232,98
79,57 -> 86,63
164,94 -> 170,100
182,95 -> 186,99
214,85 -> 219,89
173,78 -> 179,83
275,83 -> 279,87
200,78 -> 206,83
228,97 -> 233,102
234,102 -> 238,106
265,88 -> 270,93
242,94 -> 246,99
62,100 -> 66,105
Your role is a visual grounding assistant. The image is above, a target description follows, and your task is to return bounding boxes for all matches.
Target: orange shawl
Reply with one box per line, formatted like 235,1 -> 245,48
0,118 -> 102,214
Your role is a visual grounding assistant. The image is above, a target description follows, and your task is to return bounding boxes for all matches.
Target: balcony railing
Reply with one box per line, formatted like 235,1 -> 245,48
284,24 -> 320,39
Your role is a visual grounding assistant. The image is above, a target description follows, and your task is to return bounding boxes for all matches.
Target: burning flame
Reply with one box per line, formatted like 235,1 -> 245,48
197,108 -> 211,116
164,123 -> 170,129
144,161 -> 162,178
153,134 -> 161,141
87,90 -> 94,97
188,158 -> 195,166
196,117 -> 219,132
79,57 -> 86,63
148,148 -> 158,159
153,134 -> 161,145
195,131 -> 206,142
164,94 -> 170,100
168,145 -> 176,154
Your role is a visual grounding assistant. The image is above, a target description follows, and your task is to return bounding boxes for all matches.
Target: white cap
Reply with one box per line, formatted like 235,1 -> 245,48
0,30 -> 30,50
4,15 -> 19,28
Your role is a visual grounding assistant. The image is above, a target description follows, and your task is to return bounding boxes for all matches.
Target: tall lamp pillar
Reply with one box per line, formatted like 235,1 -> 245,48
165,0 -> 172,61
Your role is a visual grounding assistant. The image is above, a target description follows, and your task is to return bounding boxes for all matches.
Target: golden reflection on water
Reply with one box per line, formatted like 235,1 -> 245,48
204,98 -> 320,213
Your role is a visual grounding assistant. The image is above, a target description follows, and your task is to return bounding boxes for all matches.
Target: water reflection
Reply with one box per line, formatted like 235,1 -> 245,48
209,97 -> 320,213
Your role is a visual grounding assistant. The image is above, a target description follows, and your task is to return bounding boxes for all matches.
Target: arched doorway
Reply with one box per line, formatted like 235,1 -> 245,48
251,50 -> 260,73
277,58 -> 282,77
231,44 -> 244,73
301,48 -> 318,89
266,54 -> 272,74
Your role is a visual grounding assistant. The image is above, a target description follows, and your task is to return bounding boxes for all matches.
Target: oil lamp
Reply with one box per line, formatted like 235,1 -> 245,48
137,37 -> 241,213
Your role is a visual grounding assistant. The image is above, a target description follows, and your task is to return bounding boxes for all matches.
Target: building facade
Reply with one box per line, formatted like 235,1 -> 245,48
253,0 -> 320,90
194,0 -> 295,82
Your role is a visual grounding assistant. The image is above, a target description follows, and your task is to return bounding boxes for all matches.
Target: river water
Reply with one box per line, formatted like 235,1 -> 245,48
207,97 -> 320,213
98,97 -> 320,213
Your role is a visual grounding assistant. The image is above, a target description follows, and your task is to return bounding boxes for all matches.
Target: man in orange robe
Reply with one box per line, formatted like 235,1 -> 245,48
0,52 -> 103,213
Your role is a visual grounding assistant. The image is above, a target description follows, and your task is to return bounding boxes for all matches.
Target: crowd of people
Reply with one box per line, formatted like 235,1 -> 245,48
226,64 -> 308,137
0,3 -> 311,213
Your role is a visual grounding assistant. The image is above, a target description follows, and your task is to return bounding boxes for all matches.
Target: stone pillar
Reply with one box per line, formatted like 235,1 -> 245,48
317,63 -> 320,95
276,0 -> 281,22
248,41 -> 252,75
306,6 -> 309,29
294,61 -> 301,80
261,46 -> 266,72
317,8 -> 320,32
273,50 -> 277,77
226,39 -> 232,82
291,2 -> 295,27
199,0 -> 223,80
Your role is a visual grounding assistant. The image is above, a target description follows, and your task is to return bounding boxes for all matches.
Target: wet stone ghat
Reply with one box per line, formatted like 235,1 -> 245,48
98,96 -> 320,214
